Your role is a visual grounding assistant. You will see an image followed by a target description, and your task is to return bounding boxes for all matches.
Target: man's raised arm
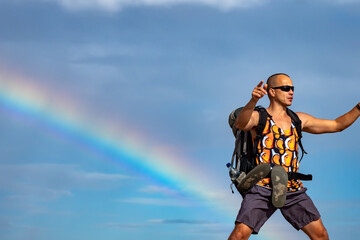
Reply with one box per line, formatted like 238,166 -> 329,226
297,103 -> 360,134
235,81 -> 268,131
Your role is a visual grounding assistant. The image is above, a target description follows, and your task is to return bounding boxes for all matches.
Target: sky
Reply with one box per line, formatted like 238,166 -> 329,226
0,0 -> 359,239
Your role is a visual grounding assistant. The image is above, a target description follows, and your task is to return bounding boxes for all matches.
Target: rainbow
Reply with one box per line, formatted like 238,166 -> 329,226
0,69 -> 284,240
0,70 -> 233,211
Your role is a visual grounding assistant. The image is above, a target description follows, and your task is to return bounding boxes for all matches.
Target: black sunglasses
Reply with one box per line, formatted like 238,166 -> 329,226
271,85 -> 294,92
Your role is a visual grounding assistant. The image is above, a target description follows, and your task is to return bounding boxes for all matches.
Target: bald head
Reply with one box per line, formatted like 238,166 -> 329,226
266,73 -> 290,89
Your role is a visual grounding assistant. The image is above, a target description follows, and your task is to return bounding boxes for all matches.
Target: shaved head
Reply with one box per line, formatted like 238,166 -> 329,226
266,73 -> 290,88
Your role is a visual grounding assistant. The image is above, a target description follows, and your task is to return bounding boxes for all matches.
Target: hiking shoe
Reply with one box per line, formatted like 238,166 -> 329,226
237,163 -> 272,195
271,165 -> 288,208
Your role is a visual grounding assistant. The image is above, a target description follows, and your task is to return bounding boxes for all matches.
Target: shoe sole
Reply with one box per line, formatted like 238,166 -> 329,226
237,163 -> 272,194
271,165 -> 288,208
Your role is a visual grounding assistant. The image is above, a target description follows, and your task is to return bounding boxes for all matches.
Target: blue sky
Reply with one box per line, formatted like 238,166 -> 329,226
0,0 -> 359,239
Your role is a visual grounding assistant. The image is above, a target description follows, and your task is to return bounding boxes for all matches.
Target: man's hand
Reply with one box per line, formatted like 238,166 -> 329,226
236,81 -> 267,130
252,81 -> 268,102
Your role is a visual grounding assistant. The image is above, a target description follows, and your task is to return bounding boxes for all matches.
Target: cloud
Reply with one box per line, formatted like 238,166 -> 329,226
101,222 -> 147,229
34,0 -> 360,12
148,219 -> 217,224
120,197 -> 197,206
0,217 -> 12,229
138,185 -> 179,196
328,0 -> 360,3
0,164 -> 131,201
83,172 -> 129,180
101,219 -> 219,230
46,0 -> 267,11
0,216 -> 45,239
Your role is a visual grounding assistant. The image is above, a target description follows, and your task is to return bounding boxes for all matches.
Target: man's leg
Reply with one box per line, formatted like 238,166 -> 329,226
228,223 -> 253,240
301,218 -> 329,240
232,186 -> 277,238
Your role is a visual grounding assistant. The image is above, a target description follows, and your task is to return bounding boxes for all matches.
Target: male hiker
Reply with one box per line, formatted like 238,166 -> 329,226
228,73 -> 360,240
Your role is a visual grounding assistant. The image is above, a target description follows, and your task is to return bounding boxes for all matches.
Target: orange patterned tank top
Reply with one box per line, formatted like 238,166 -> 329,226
255,115 -> 304,191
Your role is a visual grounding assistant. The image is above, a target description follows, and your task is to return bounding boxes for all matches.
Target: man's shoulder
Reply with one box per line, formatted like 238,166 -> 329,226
295,112 -> 313,122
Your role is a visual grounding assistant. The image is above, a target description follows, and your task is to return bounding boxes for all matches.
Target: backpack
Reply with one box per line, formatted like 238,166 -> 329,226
227,106 -> 312,193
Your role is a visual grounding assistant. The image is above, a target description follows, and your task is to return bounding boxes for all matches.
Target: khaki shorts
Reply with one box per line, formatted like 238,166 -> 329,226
235,185 -> 320,234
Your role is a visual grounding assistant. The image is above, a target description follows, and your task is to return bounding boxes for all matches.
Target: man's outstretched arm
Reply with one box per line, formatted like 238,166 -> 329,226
297,103 -> 360,134
235,81 -> 267,131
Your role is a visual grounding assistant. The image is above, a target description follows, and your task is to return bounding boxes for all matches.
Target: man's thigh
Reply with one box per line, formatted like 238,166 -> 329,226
280,188 -> 321,231
235,185 -> 277,234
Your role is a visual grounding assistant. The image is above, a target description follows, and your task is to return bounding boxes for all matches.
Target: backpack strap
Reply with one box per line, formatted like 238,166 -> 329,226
253,107 -> 268,157
230,129 -> 242,171
286,108 -> 307,161
228,107 -> 244,171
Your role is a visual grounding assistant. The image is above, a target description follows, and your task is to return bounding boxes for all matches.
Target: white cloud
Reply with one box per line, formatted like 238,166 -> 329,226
46,0 -> 267,11
120,197 -> 197,206
101,219 -> 220,229
83,172 -> 129,180
0,164 -> 130,201
329,0 -> 360,3
8,0 -> 360,12
0,218 -> 44,239
148,218 -> 216,224
101,222 -> 147,229
138,185 -> 179,196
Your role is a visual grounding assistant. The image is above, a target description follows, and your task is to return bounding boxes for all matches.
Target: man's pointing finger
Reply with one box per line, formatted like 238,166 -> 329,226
257,81 -> 264,87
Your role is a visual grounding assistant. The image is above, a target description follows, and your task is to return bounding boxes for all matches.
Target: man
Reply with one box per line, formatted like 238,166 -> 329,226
228,73 -> 360,240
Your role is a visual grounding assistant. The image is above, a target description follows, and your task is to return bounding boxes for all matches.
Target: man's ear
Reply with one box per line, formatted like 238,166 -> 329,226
268,88 -> 275,97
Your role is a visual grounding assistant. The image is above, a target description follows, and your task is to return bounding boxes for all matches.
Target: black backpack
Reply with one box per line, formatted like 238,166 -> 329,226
227,106 -> 311,188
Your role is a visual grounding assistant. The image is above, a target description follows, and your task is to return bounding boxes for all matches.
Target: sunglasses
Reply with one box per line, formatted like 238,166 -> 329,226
271,85 -> 294,92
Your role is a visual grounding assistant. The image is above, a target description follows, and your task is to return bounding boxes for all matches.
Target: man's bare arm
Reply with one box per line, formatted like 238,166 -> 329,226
235,81 -> 267,131
297,103 -> 360,134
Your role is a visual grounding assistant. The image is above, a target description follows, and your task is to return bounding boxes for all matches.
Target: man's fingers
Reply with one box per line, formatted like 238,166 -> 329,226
256,81 -> 264,87
255,87 -> 267,95
253,89 -> 267,99
253,81 -> 267,100
263,83 -> 268,91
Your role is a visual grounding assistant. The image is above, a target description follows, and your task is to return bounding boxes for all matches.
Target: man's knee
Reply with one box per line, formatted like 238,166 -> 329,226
228,223 -> 252,240
316,228 -> 329,240
302,218 -> 329,240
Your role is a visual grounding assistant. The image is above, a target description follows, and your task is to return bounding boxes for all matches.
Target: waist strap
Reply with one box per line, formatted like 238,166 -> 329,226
288,172 -> 312,181
265,171 -> 312,181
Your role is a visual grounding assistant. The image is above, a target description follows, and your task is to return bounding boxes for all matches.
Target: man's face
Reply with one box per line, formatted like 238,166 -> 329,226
270,75 -> 294,106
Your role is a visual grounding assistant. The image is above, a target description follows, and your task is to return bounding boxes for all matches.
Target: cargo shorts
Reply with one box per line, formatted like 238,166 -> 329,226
235,185 -> 320,234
